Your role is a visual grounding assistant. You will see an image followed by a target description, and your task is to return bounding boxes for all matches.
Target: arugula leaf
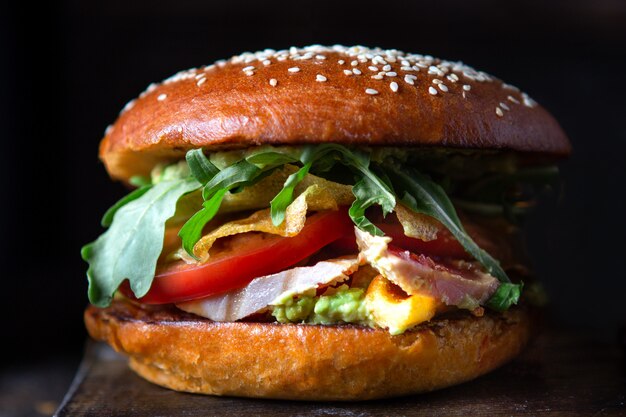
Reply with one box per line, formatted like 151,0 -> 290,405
129,175 -> 151,187
270,162 -> 312,226
384,165 -> 509,282
302,144 -> 396,218
82,178 -> 201,307
246,151 -> 298,168
202,160 -> 261,200
178,189 -> 228,257
336,148 -> 395,216
485,282 -> 523,311
267,144 -> 396,228
186,149 -> 219,184
348,178 -> 385,236
100,184 -> 152,227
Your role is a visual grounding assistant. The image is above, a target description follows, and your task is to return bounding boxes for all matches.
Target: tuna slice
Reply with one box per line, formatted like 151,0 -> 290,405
355,228 -> 499,309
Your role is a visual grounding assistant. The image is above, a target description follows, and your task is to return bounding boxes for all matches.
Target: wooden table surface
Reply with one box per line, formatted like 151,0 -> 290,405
55,329 -> 625,416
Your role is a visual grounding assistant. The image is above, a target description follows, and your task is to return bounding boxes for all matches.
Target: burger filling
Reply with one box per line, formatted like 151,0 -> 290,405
83,145 -> 557,334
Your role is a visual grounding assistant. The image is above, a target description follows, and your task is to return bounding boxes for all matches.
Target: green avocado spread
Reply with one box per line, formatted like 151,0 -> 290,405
271,286 -> 373,326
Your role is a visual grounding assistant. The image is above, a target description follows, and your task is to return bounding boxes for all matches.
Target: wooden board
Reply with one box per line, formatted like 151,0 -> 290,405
55,330 -> 625,416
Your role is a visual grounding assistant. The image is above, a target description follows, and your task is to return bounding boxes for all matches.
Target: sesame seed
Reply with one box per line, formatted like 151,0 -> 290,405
500,102 -> 510,111
351,60 -> 358,67
343,69 -> 353,76
121,99 -> 136,113
242,66 -> 255,72
385,72 -> 397,77
383,64 -> 392,71
369,66 -> 378,71
353,68 -> 362,75
269,78 -> 278,87
522,93 -> 537,107
244,70 -> 254,76
401,66 -> 413,71
371,74 -> 384,80
157,93 -> 167,101
496,107 -> 504,117
507,95 -> 520,104
390,81 -> 399,92
338,60 -> 345,65
438,83 -> 449,92
447,73 -> 459,82
262,60 -> 271,66
428,86 -> 438,95
316,55 -> 326,60
404,75 -> 415,85
196,78 -> 206,86
462,84 -> 471,91
432,79 -> 443,84
365,88 -> 379,95
316,74 -> 327,82
372,56 -> 383,64
288,67 -> 300,73
428,66 -> 444,76
502,83 -> 520,91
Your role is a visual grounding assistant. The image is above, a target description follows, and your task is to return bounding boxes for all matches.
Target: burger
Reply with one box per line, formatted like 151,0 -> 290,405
82,45 -> 570,400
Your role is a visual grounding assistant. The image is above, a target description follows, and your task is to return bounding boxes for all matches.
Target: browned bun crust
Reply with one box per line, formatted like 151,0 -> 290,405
85,299 -> 532,400
99,45 -> 571,181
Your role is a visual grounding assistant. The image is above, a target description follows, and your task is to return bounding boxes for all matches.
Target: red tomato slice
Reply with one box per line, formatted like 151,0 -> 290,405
120,208 -> 354,304
329,222 -> 470,259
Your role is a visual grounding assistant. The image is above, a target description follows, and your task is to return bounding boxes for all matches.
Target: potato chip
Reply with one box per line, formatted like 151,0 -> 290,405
395,203 -> 441,242
193,178 -> 353,260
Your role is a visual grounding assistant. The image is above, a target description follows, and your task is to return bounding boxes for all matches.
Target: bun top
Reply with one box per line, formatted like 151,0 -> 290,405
99,45 -> 571,181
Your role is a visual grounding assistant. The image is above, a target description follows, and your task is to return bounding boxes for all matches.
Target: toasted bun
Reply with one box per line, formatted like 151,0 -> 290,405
100,45 -> 571,181
85,299 -> 532,400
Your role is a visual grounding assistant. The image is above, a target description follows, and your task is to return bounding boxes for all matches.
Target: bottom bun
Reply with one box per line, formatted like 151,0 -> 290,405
84,299 -> 532,401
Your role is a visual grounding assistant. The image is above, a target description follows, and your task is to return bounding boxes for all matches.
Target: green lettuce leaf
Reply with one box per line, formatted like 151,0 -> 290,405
100,184 -> 152,227
82,178 -> 201,307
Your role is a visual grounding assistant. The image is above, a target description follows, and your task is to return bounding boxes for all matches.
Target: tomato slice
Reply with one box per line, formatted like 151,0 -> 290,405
329,222 -> 470,259
120,208 -> 354,304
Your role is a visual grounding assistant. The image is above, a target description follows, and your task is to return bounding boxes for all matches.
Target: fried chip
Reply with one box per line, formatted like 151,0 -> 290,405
395,203 -> 441,242
193,179 -> 353,260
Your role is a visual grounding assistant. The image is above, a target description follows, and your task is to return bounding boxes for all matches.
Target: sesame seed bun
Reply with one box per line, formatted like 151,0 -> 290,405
84,299 -> 532,401
99,45 -> 571,182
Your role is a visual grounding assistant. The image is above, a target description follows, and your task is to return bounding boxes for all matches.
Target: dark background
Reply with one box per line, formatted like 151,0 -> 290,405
1,0 -> 624,392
